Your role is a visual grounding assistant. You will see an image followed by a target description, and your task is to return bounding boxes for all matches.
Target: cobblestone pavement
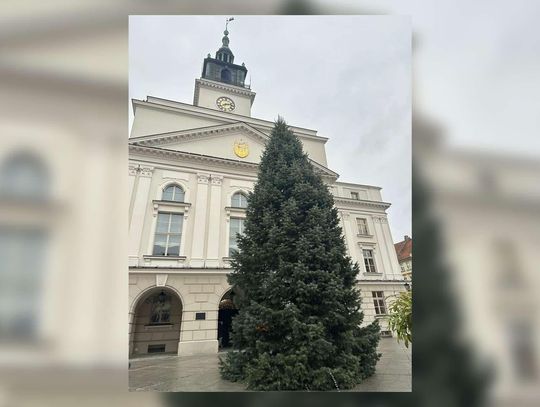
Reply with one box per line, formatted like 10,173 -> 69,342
129,337 -> 411,392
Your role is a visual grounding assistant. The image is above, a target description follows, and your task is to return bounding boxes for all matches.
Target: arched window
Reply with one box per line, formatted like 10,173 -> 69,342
0,152 -> 49,200
231,192 -> 248,208
162,184 -> 184,202
221,69 -> 231,82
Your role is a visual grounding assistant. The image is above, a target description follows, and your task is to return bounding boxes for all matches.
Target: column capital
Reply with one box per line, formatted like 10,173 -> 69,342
197,173 -> 210,184
129,164 -> 154,177
210,175 -> 223,186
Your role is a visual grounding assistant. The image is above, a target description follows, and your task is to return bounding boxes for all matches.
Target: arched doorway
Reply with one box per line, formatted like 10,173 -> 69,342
218,290 -> 238,349
130,287 -> 182,356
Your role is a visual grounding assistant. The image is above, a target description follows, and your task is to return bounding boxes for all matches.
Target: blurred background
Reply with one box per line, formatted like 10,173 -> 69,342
1,0 -> 539,406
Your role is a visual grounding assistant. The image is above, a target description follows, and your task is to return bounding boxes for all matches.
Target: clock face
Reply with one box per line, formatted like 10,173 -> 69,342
216,96 -> 235,112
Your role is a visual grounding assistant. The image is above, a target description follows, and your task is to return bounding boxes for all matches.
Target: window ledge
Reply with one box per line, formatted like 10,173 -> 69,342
374,314 -> 388,318
152,200 -> 191,207
363,272 -> 383,276
144,323 -> 174,330
357,233 -> 374,238
143,255 -> 187,260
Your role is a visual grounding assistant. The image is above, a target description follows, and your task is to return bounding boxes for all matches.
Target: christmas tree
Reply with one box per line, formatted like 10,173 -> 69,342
220,118 -> 380,391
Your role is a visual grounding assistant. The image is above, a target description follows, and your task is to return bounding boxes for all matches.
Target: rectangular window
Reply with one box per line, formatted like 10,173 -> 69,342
372,291 -> 387,315
350,191 -> 359,200
195,312 -> 206,320
363,249 -> 377,273
153,212 -> 183,256
357,218 -> 369,235
147,344 -> 166,353
229,217 -> 245,256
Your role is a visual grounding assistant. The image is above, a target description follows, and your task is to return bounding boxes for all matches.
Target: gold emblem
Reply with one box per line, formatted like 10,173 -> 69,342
234,140 -> 249,158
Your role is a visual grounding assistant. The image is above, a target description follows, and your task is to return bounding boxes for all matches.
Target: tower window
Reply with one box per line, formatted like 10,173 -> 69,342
221,69 -> 231,82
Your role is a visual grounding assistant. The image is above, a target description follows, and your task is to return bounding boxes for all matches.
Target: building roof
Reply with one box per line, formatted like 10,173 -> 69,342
394,235 -> 412,262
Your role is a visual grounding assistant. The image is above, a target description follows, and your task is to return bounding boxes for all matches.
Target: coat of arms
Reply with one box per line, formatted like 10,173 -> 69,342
233,140 -> 249,158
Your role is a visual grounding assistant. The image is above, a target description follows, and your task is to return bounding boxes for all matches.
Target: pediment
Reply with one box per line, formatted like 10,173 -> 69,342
129,122 -> 268,164
129,121 -> 338,178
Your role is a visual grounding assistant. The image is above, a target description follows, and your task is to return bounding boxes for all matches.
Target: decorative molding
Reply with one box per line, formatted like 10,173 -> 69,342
142,255 -> 187,268
128,164 -> 153,177
196,78 -> 256,100
372,215 -> 389,223
151,200 -> 191,218
129,144 -> 336,178
225,206 -> 247,221
355,279 -> 408,285
334,196 -> 391,211
359,242 -> 377,249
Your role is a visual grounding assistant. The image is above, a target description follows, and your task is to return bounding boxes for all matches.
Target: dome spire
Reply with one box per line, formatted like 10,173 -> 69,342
222,17 -> 234,48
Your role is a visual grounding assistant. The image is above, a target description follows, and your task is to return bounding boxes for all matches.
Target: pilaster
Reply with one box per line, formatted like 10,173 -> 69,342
128,165 -> 153,266
190,173 -> 209,267
205,175 -> 223,267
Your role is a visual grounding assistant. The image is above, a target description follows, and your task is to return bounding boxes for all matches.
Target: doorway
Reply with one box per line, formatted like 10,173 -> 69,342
218,290 -> 238,349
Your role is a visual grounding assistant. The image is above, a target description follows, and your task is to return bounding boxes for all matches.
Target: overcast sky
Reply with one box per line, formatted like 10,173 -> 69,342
129,15 -> 411,242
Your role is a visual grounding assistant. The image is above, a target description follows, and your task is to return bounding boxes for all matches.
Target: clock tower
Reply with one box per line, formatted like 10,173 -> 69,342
193,23 -> 256,117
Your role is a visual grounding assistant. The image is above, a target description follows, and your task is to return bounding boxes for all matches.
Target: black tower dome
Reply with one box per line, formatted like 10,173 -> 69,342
201,27 -> 248,88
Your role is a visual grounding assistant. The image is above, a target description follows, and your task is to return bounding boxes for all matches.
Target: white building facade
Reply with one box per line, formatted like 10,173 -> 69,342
128,29 -> 406,357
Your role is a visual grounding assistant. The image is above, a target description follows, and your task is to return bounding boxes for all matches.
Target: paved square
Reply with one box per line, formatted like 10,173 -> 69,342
129,337 -> 411,392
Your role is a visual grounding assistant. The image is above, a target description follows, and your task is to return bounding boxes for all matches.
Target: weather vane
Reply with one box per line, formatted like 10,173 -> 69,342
225,17 -> 235,31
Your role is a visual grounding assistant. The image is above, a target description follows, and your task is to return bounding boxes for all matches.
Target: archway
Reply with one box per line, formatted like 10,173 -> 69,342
130,287 -> 182,356
218,289 -> 238,349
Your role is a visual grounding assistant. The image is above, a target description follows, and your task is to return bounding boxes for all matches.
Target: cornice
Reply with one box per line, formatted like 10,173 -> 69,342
195,78 -> 256,101
129,144 -> 259,171
129,144 -> 338,179
356,279 -> 408,284
333,196 -> 391,210
130,122 -> 268,147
